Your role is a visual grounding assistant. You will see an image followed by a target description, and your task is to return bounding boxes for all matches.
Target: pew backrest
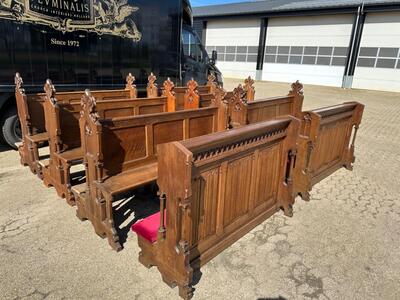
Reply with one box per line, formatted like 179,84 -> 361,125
43,80 -> 171,153
298,102 -> 364,185
156,116 -> 300,277
228,81 -> 304,128
80,91 -> 220,182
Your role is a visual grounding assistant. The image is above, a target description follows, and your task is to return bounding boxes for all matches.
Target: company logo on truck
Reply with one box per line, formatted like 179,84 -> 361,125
0,0 -> 142,41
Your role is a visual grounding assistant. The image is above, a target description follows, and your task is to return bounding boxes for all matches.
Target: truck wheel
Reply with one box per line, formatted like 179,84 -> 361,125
1,107 -> 21,149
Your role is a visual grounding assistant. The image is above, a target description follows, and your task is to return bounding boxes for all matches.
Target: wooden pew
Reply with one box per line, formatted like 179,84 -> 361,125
131,116 -> 300,299
170,74 -> 219,110
41,78 -> 173,205
228,81 -> 304,128
76,91 -> 225,250
14,73 -> 138,177
14,73 -> 48,175
293,102 -> 364,201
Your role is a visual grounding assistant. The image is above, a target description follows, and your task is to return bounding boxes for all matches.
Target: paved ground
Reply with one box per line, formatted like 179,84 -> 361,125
1,79 -> 399,300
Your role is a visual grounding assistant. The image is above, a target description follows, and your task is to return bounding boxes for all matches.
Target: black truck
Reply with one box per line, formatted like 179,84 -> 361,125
0,0 -> 222,147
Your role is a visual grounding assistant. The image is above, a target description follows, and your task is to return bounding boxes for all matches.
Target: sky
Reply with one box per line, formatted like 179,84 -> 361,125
191,0 -> 250,7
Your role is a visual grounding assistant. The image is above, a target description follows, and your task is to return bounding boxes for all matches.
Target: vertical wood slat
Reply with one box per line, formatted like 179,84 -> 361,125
145,124 -> 154,157
248,150 -> 260,214
216,161 -> 228,236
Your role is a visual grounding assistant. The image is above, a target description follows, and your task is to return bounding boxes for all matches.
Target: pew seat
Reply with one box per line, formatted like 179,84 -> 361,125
26,132 -> 49,143
131,211 -> 166,243
55,147 -> 83,164
97,162 -> 158,196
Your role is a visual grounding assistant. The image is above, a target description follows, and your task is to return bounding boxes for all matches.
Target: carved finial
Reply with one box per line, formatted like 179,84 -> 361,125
15,73 -> 23,91
147,72 -> 158,97
80,89 -> 100,123
184,78 -> 200,109
207,73 -> 216,85
206,73 -> 218,94
243,76 -> 255,101
163,77 -> 175,95
233,84 -> 246,103
162,78 -> 176,112
213,84 -> 227,104
289,80 -> 303,96
187,78 -> 198,94
126,73 -> 135,87
44,79 -> 57,105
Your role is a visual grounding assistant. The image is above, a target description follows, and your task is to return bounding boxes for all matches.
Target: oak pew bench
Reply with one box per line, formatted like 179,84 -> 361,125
14,72 -> 138,177
131,116 -> 300,299
293,101 -> 364,200
75,90 -> 224,251
40,78 -> 174,205
228,80 -> 304,128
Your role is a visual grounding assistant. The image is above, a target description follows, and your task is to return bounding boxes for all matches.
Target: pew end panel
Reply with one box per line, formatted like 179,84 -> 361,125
292,111 -> 321,201
76,91 -> 104,228
133,117 -> 300,299
293,102 -> 365,201
14,73 -> 48,175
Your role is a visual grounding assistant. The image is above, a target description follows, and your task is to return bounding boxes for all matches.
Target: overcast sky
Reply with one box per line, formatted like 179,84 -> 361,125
191,0 -> 249,7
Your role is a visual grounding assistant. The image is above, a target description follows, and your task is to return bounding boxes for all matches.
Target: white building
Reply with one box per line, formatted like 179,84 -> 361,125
193,0 -> 400,92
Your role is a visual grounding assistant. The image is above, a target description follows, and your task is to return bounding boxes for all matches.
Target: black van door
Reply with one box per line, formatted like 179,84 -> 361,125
182,25 -> 208,85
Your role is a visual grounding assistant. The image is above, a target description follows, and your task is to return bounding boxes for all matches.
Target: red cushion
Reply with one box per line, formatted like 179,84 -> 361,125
131,211 -> 166,243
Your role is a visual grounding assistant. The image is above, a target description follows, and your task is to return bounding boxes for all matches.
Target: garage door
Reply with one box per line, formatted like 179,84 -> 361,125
205,19 -> 260,79
352,12 -> 400,92
262,14 -> 354,87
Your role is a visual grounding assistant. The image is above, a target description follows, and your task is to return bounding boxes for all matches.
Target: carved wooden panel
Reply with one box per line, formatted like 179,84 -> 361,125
138,104 -> 165,115
309,119 -> 350,175
254,144 -> 281,209
103,107 -> 135,119
153,120 -> 184,154
223,155 -> 253,227
102,126 -> 147,175
188,115 -> 214,138
191,168 -> 220,246
278,102 -> 292,115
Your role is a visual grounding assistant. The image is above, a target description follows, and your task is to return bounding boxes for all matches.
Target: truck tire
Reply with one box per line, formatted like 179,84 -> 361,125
1,107 -> 21,149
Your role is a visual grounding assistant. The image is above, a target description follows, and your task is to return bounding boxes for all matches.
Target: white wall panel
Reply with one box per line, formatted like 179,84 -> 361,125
205,19 -> 260,78
216,62 -> 257,79
206,19 -> 260,46
353,12 -> 400,92
267,15 -> 354,46
262,64 -> 346,87
263,14 -> 354,87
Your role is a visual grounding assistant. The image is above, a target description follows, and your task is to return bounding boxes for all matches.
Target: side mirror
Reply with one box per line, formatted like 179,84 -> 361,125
211,50 -> 218,63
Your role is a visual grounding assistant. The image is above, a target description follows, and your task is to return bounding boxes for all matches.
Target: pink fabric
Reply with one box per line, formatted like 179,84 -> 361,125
131,211 -> 166,243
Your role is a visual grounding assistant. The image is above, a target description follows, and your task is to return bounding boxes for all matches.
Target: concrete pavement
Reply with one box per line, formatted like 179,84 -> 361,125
1,79 -> 399,300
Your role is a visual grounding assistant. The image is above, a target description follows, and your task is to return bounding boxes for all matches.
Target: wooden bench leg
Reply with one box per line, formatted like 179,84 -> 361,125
92,196 -> 107,239
137,237 -> 157,268
18,143 -> 28,166
178,285 -> 194,300
60,161 -> 75,206
299,191 -> 310,201
27,142 -> 38,174
32,142 -> 44,179
283,203 -> 293,217
104,194 -> 122,251
75,192 -> 88,221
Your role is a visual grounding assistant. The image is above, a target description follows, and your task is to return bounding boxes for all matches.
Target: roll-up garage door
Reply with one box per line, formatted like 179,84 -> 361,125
263,14 -> 354,87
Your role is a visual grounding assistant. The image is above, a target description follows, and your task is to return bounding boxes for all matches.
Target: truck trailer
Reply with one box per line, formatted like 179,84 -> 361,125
0,0 -> 222,147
